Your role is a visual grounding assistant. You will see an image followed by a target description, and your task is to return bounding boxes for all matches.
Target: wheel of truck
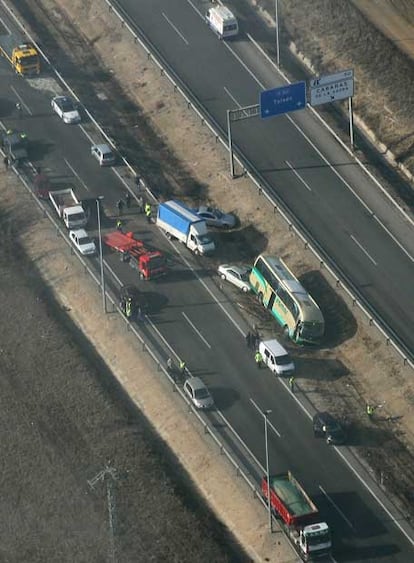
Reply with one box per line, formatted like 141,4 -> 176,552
257,292 -> 264,305
139,271 -> 144,280
283,325 -> 290,339
242,285 -> 249,293
220,274 -> 226,281
194,249 -> 200,256
166,232 -> 172,240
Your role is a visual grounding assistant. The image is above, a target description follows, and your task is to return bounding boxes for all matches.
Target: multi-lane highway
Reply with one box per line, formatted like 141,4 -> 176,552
112,0 -> 414,360
1,1 -> 414,560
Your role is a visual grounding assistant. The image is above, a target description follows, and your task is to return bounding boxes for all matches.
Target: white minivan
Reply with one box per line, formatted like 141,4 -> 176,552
206,6 -> 239,39
259,339 -> 295,376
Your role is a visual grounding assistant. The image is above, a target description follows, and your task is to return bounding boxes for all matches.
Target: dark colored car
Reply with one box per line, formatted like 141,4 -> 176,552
119,285 -> 147,317
313,412 -> 346,445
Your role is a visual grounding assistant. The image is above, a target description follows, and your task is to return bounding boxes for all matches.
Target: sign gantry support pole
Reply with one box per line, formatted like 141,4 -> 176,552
227,110 -> 235,179
348,96 -> 354,150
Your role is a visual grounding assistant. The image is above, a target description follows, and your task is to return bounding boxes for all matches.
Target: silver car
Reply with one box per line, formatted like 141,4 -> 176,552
51,95 -> 81,124
218,264 -> 251,292
196,206 -> 236,228
91,143 -> 116,166
183,377 -> 214,409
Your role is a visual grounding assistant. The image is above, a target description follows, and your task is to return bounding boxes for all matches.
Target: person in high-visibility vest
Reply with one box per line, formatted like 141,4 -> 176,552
116,219 -> 123,232
366,404 -> 375,418
254,351 -> 262,369
179,359 -> 186,374
145,203 -> 152,223
289,376 -> 295,392
125,298 -> 133,318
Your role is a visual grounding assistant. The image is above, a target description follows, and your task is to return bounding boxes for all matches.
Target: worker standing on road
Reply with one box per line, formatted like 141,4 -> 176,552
366,404 -> 375,419
289,376 -> 295,393
255,350 -> 262,369
145,202 -> 152,223
179,359 -> 186,375
117,199 -> 124,216
3,156 -> 9,170
15,102 -> 22,118
137,195 -> 144,214
125,298 -> 132,319
116,219 -> 123,232
245,331 -> 253,349
125,192 -> 131,209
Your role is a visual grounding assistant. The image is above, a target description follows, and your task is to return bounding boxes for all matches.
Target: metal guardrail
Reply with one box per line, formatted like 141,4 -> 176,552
100,0 -> 414,370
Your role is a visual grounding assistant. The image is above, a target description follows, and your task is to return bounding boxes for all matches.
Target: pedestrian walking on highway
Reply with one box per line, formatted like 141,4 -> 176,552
117,199 -> 124,216
179,359 -> 186,375
15,102 -> 22,118
289,376 -> 295,393
255,350 -> 262,369
125,192 -> 131,209
116,219 -> 123,232
137,195 -> 144,214
245,331 -> 253,349
3,156 -> 9,170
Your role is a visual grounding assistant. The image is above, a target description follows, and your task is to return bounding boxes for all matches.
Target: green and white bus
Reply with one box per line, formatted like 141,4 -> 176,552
249,255 -> 324,344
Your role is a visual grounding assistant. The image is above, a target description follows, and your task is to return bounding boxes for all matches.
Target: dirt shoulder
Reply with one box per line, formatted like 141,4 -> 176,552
11,0 -> 414,548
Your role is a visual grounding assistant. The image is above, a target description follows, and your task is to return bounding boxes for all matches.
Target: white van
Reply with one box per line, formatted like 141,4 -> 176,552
206,6 -> 239,39
259,339 -> 295,376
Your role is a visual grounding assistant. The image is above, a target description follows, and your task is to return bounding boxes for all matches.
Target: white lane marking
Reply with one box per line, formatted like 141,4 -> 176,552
223,86 -> 241,107
216,410 -> 265,473
319,485 -> 356,533
10,85 -> 33,115
350,234 -> 377,266
181,311 -> 211,349
162,12 -> 189,45
159,230 -> 245,336
64,158 -> 89,192
285,160 -> 312,192
250,398 -> 281,437
79,124 -> 94,143
0,15 -> 11,34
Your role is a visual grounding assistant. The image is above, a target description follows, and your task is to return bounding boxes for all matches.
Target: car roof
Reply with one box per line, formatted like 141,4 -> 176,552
314,412 -> 336,423
185,376 -> 207,391
55,95 -> 73,102
260,339 -> 289,357
220,264 -> 249,274
93,143 -> 113,153
70,228 -> 88,237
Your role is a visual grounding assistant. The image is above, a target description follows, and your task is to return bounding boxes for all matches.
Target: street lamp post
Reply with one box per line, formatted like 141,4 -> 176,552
275,0 -> 280,67
96,196 -> 106,313
264,409 -> 272,532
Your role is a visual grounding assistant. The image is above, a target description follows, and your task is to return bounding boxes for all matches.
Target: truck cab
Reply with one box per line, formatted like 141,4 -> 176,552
187,223 -> 215,255
300,522 -> 331,560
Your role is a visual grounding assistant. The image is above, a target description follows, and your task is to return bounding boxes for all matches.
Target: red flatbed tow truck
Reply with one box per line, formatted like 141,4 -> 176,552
103,231 -> 167,280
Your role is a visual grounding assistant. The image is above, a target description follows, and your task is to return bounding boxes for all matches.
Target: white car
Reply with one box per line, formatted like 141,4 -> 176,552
218,264 -> 251,292
91,143 -> 116,166
69,229 -> 96,256
196,206 -> 236,228
51,96 -> 81,124
183,377 -> 214,409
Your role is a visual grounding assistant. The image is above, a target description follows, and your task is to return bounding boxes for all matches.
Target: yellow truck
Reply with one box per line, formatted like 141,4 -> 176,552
0,41 -> 40,76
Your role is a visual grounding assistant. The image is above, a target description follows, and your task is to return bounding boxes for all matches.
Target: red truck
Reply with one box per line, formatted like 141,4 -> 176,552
103,231 -> 167,280
261,472 -> 331,561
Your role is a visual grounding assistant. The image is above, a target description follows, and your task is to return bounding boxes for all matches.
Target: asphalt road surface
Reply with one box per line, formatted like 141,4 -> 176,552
1,2 -> 414,561
112,0 -> 414,362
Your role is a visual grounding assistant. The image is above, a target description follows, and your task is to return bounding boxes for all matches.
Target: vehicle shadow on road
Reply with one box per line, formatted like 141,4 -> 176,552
210,386 -> 240,410
300,270 -> 358,348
